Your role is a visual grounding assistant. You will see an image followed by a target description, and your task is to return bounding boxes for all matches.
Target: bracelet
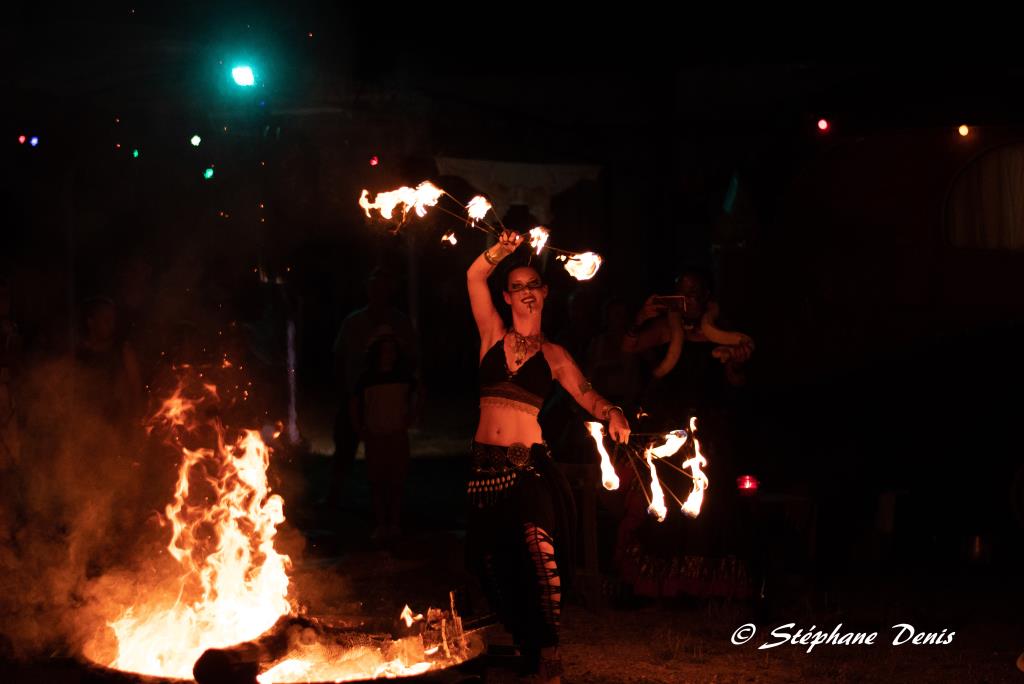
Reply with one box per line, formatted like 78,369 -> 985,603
484,248 -> 502,265
602,404 -> 624,421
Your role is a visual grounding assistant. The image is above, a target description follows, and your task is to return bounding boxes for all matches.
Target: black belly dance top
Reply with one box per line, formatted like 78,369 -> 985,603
470,335 -> 557,505
478,335 -> 554,411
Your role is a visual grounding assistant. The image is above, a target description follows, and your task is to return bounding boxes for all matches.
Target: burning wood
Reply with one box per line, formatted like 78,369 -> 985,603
192,615 -> 323,684
83,377 -> 476,682
191,603 -> 469,684
97,382 -> 292,679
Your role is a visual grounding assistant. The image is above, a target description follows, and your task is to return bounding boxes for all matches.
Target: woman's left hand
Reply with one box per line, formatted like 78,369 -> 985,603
608,409 -> 631,444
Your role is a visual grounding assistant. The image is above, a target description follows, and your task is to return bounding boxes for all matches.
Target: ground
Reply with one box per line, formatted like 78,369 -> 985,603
2,440 -> 1022,683
289,451 -> 1024,684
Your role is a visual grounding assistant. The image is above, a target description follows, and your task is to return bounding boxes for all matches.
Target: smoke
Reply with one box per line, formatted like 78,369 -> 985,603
0,360 -> 352,669
0,357 -> 172,658
0,243 -> 344,665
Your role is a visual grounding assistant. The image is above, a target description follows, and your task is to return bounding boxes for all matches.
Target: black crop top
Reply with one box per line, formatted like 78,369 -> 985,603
479,335 -> 555,410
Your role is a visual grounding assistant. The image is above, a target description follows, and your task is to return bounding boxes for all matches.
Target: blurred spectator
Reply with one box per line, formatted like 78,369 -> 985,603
351,334 -> 419,542
327,267 -> 418,508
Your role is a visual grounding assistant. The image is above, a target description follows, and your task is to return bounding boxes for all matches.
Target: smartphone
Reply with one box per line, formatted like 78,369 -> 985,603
652,296 -> 686,312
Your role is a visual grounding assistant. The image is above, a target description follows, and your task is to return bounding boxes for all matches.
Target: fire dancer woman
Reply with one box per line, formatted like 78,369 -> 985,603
466,230 -> 631,683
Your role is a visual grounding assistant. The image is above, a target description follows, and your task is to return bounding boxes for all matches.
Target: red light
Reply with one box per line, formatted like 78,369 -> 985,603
18,135 -> 26,144
369,155 -> 379,166
817,118 -> 830,132
736,475 -> 760,495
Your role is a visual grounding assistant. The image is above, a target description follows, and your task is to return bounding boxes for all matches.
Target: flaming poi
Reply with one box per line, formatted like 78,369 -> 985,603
585,421 -> 620,490
642,430 -> 688,522
358,181 -> 605,281
466,195 -> 491,223
359,181 -> 444,221
644,447 -> 669,522
528,226 -> 550,256
587,419 -> 709,522
681,417 -> 710,518
557,251 -> 603,281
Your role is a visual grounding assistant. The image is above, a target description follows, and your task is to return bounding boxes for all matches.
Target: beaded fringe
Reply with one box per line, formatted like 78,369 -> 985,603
467,470 -> 519,508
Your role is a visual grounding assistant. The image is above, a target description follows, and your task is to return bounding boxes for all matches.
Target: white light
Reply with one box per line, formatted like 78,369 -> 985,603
232,66 -> 255,87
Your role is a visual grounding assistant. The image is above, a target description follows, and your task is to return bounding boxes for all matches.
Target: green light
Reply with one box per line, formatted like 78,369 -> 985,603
191,135 -> 201,147
203,167 -> 215,180
231,65 -> 255,86
132,149 -> 139,158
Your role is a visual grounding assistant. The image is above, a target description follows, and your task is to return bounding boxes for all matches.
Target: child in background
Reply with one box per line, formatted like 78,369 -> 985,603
351,334 -> 417,542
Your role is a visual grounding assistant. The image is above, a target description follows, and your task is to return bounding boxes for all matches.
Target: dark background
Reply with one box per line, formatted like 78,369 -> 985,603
2,5 -> 1024,679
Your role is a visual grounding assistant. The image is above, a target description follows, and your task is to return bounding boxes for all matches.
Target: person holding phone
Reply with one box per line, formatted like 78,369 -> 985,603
616,269 -> 755,600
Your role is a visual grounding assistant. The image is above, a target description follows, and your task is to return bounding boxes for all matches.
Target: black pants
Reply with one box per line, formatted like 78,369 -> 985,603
328,398 -> 359,501
465,443 -> 575,665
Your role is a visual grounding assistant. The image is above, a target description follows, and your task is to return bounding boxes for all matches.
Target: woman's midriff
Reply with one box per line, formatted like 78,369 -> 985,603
475,400 -> 543,446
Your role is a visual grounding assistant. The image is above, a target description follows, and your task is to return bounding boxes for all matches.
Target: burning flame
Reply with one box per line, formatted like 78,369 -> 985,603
648,430 -> 688,459
558,251 -> 603,281
681,417 -> 709,518
641,430 -> 687,522
258,652 -> 433,683
256,604 -> 434,683
585,421 -> 620,490
87,380 -> 447,683
441,231 -> 458,246
466,195 -> 491,222
99,384 -> 292,679
400,605 -> 424,628
643,448 -> 668,522
359,181 -> 444,221
528,226 -> 550,255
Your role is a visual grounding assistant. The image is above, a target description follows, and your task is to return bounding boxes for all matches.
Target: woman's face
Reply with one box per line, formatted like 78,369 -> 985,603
503,267 -> 548,317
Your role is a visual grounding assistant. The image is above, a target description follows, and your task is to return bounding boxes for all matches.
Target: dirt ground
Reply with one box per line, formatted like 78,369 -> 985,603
301,530 -> 1024,684
4,450 -> 1022,684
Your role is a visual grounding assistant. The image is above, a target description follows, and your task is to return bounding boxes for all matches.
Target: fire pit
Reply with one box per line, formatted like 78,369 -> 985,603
82,605 -> 488,684
77,375 -> 486,684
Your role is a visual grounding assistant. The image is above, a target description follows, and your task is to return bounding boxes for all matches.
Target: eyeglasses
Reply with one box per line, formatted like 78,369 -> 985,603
507,279 -> 544,293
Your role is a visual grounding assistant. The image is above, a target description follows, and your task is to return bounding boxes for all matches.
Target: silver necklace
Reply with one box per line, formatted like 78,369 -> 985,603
507,329 -> 545,372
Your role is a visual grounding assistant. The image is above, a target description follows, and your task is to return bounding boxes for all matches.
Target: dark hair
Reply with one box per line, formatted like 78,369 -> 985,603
674,267 -> 714,298
501,258 -> 544,291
